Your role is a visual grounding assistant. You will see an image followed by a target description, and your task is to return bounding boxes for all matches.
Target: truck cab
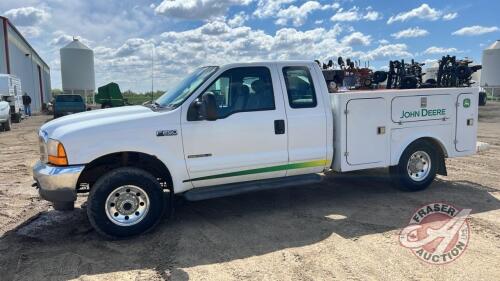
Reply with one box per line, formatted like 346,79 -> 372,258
33,61 -> 478,238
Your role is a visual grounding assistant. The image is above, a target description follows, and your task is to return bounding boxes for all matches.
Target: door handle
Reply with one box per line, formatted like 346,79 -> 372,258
377,126 -> 385,135
274,120 -> 285,134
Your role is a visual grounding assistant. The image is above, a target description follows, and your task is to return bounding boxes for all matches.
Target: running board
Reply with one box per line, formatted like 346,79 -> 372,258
183,174 -> 324,201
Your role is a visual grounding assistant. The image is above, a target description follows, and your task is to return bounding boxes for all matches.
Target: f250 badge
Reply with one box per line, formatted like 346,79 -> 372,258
156,130 -> 177,137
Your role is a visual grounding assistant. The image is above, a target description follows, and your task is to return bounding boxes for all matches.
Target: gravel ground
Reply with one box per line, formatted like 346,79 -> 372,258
0,103 -> 499,281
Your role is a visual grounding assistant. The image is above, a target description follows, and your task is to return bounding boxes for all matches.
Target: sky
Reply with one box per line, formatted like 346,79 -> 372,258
0,0 -> 498,93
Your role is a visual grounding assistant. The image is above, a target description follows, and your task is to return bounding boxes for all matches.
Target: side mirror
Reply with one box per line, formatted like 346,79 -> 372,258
201,92 -> 218,121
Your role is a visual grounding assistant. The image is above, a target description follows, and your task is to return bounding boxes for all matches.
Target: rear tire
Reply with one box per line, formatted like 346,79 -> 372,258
12,113 -> 21,123
390,141 -> 438,191
87,167 -> 166,239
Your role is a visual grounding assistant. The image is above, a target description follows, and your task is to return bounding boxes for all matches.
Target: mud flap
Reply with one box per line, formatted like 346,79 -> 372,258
437,157 -> 447,176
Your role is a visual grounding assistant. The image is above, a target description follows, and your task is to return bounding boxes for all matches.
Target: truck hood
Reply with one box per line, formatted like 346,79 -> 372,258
41,105 -> 158,140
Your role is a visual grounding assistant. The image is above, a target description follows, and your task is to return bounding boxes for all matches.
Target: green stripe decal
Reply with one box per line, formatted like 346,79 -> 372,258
185,159 -> 327,182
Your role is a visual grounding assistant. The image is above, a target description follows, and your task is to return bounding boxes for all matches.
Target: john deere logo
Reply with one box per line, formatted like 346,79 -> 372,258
463,99 -> 471,108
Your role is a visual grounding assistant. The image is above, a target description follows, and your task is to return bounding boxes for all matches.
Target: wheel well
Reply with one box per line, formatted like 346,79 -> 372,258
416,137 -> 447,158
77,152 -> 173,192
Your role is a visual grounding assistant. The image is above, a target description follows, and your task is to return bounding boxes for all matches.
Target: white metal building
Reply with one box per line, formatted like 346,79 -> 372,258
0,16 -> 51,113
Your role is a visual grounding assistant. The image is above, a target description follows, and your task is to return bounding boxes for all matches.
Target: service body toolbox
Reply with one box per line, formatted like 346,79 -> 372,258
331,87 -> 478,173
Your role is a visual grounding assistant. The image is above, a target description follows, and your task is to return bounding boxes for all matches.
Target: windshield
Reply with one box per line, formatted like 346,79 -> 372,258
155,66 -> 218,108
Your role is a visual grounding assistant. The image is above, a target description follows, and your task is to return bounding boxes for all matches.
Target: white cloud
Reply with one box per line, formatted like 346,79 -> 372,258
17,26 -> 41,38
275,1 -> 322,26
452,25 -> 500,36
321,2 -> 340,10
254,0 -> 294,18
228,12 -> 249,27
424,46 -> 458,54
422,59 -> 439,67
391,27 -> 429,39
342,32 -> 371,46
387,4 -> 441,24
331,6 -> 382,22
443,12 -> 458,21
113,38 -> 155,57
4,6 -> 50,26
331,7 -> 358,21
363,10 -> 382,21
50,31 -> 92,47
148,21 -> 352,69
378,39 -> 390,45
154,0 -> 252,19
361,44 -> 412,61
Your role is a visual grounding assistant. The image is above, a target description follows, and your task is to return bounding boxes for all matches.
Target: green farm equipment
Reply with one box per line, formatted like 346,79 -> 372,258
95,82 -> 128,108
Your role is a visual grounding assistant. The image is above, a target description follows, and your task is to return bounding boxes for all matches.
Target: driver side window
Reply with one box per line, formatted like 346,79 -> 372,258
193,67 -> 275,120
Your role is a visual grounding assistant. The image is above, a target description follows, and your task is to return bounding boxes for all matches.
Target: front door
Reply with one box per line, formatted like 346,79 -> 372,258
181,65 -> 289,187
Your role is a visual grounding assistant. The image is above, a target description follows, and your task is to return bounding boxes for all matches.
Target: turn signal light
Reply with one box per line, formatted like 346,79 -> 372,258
48,141 -> 68,166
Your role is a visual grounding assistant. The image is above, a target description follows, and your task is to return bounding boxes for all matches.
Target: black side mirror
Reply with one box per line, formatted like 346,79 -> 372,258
201,92 -> 218,121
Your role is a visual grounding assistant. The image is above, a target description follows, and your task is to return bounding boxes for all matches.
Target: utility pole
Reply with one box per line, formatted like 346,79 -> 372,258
151,43 -> 155,102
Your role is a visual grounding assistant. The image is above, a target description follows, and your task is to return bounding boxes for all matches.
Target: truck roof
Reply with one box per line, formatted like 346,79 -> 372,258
213,60 -> 315,68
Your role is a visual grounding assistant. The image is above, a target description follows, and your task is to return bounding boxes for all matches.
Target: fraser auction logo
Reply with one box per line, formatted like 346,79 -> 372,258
399,203 -> 471,265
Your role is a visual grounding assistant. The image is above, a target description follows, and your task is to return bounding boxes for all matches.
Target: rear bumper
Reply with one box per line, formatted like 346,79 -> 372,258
33,161 -> 85,203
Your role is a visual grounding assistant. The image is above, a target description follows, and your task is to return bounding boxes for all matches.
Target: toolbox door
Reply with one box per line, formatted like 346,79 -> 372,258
455,93 -> 477,152
346,98 -> 387,166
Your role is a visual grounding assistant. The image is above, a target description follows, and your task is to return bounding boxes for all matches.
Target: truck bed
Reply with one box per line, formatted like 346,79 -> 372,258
329,87 -> 479,172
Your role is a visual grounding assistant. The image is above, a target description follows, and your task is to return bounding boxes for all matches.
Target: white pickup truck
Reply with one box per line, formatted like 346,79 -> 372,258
33,61 -> 478,238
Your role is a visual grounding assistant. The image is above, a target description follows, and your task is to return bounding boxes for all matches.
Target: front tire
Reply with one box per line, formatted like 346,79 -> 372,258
87,167 -> 166,239
3,117 -> 11,131
390,141 -> 438,191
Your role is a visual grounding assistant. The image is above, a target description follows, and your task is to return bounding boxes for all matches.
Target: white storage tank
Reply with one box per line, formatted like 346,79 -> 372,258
481,40 -> 500,87
423,61 -> 439,82
60,38 -> 95,100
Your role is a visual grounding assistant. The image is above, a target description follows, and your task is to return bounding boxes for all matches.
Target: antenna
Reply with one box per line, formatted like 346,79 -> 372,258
151,43 -> 155,102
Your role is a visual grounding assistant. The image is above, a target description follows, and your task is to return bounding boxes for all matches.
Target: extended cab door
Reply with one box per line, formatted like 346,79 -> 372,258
181,65 -> 289,187
278,63 -> 329,176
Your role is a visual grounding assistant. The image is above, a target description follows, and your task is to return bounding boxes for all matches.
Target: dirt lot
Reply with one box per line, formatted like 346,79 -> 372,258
0,103 -> 499,281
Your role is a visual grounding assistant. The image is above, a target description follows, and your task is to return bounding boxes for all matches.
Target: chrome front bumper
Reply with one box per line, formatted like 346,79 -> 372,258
33,161 -> 85,203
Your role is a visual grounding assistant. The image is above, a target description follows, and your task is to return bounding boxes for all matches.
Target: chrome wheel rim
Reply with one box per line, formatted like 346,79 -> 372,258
105,185 -> 150,226
407,151 -> 431,182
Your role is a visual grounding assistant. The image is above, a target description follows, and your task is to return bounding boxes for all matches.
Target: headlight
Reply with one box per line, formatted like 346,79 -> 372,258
47,139 -> 68,166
